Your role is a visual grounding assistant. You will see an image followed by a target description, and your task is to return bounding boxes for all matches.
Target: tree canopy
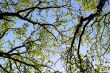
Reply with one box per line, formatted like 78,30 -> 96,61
0,0 -> 110,73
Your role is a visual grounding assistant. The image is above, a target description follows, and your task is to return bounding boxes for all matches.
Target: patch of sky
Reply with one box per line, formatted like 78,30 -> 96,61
0,59 -> 5,65
102,0 -> 110,14
12,0 -> 17,3
49,53 -> 65,72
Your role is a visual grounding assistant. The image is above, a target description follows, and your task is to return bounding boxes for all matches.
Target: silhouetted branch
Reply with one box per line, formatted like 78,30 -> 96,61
0,29 -> 9,39
67,0 -> 107,72
0,64 -> 9,73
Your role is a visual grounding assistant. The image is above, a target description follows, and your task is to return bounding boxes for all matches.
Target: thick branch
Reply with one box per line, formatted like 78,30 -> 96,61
77,17 -> 94,73
0,4 -> 66,19
69,0 -> 107,57
68,0 -> 107,72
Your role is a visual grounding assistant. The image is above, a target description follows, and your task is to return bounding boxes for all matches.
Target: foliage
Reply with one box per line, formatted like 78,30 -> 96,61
0,0 -> 110,73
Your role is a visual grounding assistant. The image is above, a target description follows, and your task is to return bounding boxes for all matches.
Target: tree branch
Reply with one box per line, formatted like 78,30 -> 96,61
67,0 -> 107,72
0,64 -> 10,73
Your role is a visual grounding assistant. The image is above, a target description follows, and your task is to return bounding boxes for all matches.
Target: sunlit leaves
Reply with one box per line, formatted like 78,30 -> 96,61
0,0 -> 110,73
75,0 -> 98,11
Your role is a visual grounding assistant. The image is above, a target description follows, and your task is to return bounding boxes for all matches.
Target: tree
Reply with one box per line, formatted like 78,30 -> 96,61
0,0 -> 110,73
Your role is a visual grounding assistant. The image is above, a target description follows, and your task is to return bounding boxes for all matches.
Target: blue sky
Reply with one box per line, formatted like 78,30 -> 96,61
0,0 -> 110,72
